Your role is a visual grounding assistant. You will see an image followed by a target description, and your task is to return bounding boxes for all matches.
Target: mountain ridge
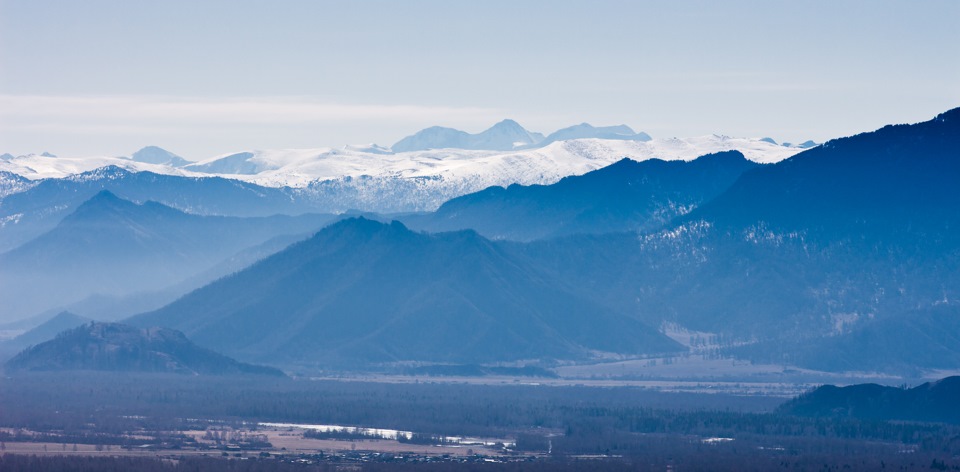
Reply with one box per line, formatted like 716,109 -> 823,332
391,119 -> 545,152
4,322 -> 284,376
128,217 -> 682,367
403,150 -> 759,241
131,146 -> 192,167
0,191 -> 335,321
779,376 -> 960,423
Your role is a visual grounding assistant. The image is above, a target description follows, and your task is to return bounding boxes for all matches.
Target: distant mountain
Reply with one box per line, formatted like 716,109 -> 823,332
184,152 -> 260,174
0,166 -> 331,252
130,146 -> 191,167
129,217 -> 681,367
6,312 -> 90,349
779,140 -> 818,149
0,312 -> 90,361
392,121 -> 655,152
0,191 -> 334,322
5,223 -> 325,326
392,119 -> 545,152
403,151 -> 759,241
4,322 -> 284,376
178,136 -> 796,214
1,137 -> 801,234
779,376 -> 960,424
342,143 -> 392,154
391,126 -> 471,152
538,123 -> 651,147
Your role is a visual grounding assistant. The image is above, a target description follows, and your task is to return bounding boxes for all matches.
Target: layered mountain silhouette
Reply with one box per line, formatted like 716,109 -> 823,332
0,191 -> 334,320
0,311 -> 90,360
515,108 -> 960,372
129,217 -> 681,366
391,119 -> 545,152
779,376 -> 960,424
4,322 -> 284,376
2,108 -> 959,375
403,151 -> 758,241
0,166 -> 330,252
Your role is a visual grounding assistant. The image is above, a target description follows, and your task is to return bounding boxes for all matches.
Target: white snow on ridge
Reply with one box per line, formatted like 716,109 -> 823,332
0,153 -> 200,181
188,135 -> 803,189
1,136 -> 800,184
0,137 -> 805,212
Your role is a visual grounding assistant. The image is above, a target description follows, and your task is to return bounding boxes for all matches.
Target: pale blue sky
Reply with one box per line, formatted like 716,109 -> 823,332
1,0 -> 958,159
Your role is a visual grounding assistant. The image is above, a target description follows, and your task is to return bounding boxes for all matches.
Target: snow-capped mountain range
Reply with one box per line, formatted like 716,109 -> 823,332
0,121 -> 812,213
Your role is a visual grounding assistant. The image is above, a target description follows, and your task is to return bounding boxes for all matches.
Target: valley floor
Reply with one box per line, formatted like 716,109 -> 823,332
2,372 -> 960,470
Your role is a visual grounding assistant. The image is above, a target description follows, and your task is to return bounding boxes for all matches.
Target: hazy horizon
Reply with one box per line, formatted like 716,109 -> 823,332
2,0 -> 958,159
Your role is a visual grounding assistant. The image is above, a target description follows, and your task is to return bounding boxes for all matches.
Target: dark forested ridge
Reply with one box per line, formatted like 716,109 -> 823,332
780,376 -> 960,423
403,151 -> 758,241
684,107 -> 960,246
4,322 -> 284,376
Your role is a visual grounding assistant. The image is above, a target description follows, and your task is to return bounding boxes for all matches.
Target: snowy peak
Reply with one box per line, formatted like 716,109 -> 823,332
131,146 -> 191,167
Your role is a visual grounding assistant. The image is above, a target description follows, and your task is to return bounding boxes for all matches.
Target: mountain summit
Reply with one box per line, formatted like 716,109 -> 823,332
404,151 -> 758,241
131,146 -> 191,167
539,123 -> 652,146
129,217 -> 681,366
0,191 -> 333,320
5,322 -> 284,376
391,119 -> 544,152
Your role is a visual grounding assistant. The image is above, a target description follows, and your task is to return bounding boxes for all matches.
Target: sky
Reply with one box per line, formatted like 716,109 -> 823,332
1,0 -> 958,160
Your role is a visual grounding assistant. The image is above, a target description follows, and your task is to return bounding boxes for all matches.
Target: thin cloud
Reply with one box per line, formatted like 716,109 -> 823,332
0,95 -> 504,126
